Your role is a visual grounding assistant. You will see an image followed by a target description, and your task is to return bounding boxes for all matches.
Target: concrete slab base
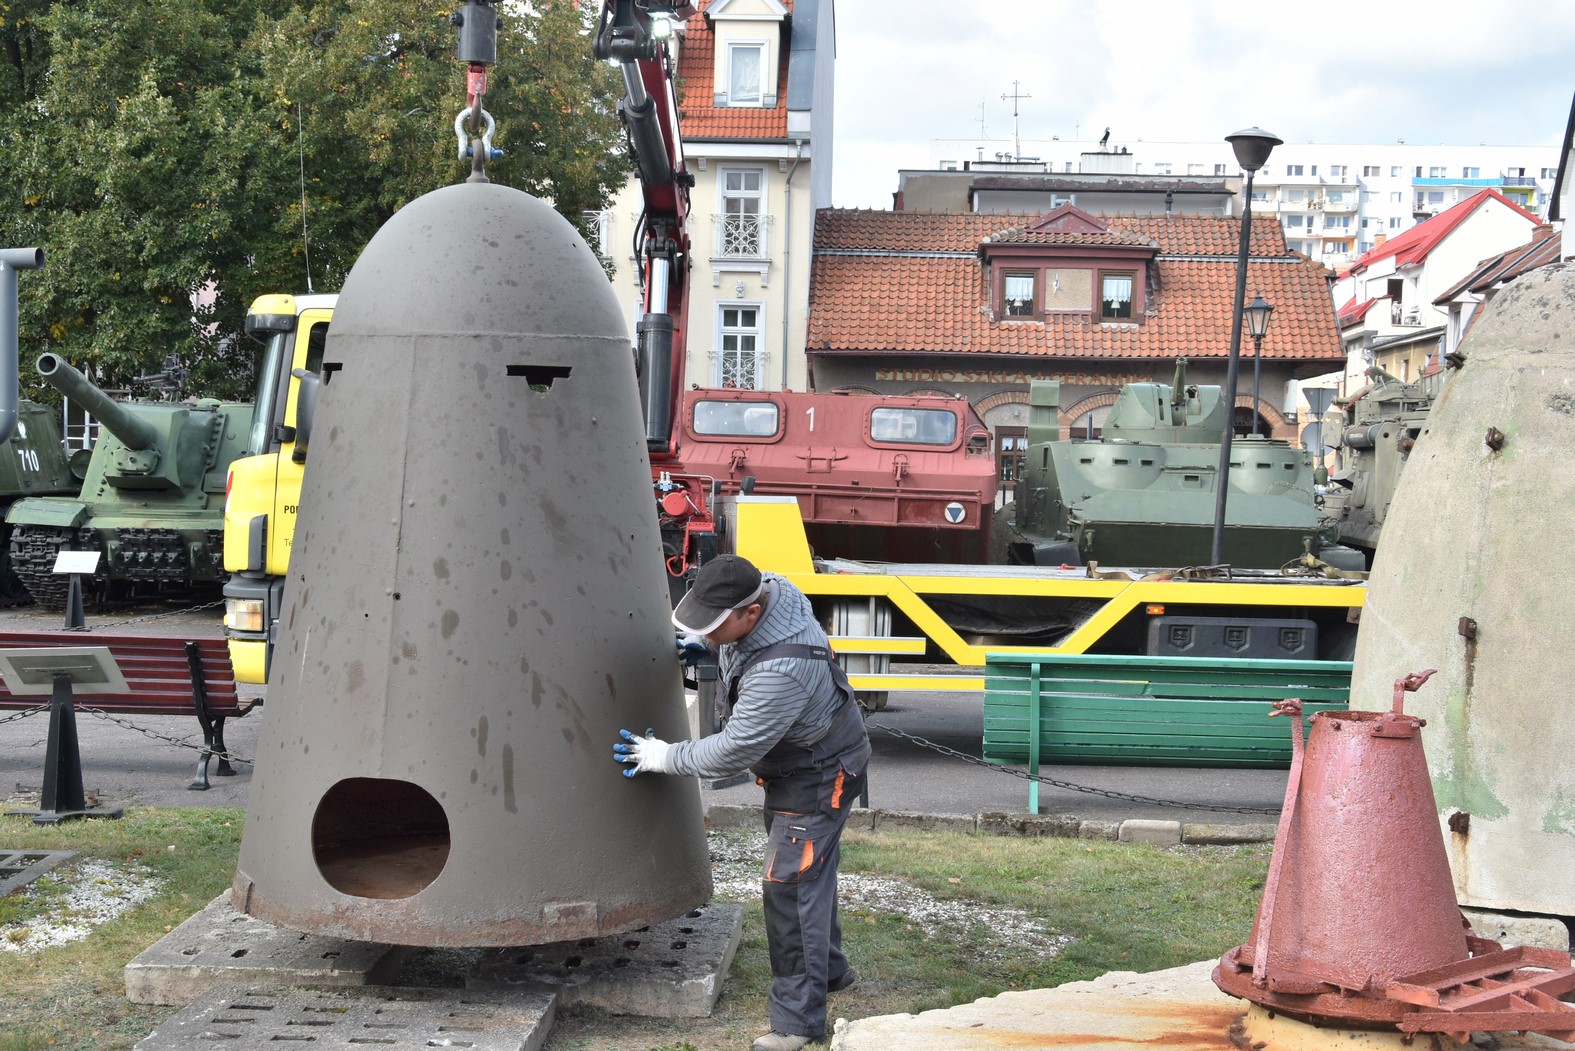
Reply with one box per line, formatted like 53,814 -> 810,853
124,893 -> 408,1006
1463,907 -> 1572,952
132,984 -> 554,1051
467,902 -> 743,1018
829,959 -> 1571,1051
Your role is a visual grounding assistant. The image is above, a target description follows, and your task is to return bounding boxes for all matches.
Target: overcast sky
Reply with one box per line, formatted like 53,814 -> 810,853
829,1 -> 1575,210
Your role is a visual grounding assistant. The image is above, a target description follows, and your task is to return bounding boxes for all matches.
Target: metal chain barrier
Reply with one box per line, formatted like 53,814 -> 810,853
90,598 -> 225,631
0,704 -> 48,726
78,705 -> 253,767
867,720 -> 1282,816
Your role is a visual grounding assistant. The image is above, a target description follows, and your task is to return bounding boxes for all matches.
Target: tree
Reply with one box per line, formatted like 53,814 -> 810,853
0,0 -> 629,399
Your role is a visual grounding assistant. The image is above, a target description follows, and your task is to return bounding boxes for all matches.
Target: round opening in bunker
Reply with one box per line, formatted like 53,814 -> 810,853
312,777 -> 451,899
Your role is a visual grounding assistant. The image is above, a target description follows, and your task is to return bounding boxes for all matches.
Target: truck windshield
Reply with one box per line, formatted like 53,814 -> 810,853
247,332 -> 291,455
869,407 -> 958,446
693,400 -> 780,437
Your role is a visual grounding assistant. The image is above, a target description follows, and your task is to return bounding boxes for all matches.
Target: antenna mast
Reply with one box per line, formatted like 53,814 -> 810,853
1000,80 -> 1031,161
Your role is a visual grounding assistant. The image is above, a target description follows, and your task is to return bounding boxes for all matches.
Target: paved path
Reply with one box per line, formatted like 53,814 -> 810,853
0,601 -> 1288,821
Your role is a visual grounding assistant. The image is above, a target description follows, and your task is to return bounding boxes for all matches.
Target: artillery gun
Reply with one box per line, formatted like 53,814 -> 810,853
1321,365 -> 1441,559
1009,359 -> 1365,573
5,353 -> 253,606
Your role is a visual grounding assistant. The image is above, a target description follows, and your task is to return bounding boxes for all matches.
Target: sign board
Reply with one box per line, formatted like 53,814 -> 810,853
0,647 -> 129,696
52,550 -> 101,576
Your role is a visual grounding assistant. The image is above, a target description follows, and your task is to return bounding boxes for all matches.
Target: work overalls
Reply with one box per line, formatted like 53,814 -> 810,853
727,643 -> 871,1039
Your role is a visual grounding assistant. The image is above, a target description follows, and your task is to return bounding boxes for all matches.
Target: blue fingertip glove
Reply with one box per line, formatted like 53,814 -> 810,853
613,726 -> 673,777
675,633 -> 709,667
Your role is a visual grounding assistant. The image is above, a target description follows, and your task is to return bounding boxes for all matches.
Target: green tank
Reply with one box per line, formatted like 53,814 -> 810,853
5,353 -> 254,607
0,400 -> 80,603
1009,359 -> 1365,572
1321,365 -> 1441,560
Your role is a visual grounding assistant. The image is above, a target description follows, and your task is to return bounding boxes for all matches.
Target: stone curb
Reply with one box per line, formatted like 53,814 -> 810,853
704,804 -> 1276,845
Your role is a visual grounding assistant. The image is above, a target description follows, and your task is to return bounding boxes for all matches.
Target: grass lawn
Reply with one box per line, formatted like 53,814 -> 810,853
0,808 -> 1269,1050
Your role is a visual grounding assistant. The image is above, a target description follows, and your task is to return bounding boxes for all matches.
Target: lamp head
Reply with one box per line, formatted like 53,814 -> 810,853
1226,127 -> 1283,173
1244,294 -> 1275,339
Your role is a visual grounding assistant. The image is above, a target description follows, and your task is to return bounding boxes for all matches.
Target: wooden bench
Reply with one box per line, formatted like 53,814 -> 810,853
0,631 -> 249,794
983,653 -> 1352,812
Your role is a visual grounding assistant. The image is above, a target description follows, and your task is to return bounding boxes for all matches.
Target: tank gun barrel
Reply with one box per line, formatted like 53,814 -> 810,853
35,352 -> 159,451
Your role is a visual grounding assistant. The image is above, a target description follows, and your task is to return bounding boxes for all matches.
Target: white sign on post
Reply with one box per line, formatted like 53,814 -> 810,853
51,551 -> 101,576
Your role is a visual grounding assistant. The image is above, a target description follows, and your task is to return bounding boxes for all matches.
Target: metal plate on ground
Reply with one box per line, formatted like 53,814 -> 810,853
0,848 -> 77,896
125,893 -> 407,1006
133,984 -> 554,1051
467,902 -> 743,1018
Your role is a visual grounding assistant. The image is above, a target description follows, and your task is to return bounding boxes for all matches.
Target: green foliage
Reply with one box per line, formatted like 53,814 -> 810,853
0,0 -> 628,399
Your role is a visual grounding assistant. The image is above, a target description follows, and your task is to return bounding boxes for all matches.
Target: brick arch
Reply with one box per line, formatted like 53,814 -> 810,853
902,387 -> 956,399
1232,396 -> 1292,437
973,388 -> 1029,416
1061,389 -> 1122,423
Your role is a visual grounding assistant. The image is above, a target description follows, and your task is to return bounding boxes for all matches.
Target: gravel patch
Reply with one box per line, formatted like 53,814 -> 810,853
709,830 -> 1070,962
1,859 -> 162,952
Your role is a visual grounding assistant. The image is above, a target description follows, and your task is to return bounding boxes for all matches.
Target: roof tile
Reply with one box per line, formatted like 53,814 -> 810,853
675,0 -> 791,141
808,210 -> 1341,365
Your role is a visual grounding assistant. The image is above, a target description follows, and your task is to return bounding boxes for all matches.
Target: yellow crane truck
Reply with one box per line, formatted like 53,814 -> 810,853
221,293 -> 334,683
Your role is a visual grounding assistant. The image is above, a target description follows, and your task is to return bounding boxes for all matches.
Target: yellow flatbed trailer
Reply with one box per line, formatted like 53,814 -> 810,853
730,496 -> 1366,698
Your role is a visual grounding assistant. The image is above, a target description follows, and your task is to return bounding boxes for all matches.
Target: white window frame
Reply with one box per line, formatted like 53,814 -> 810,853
725,41 -> 766,106
717,166 -> 767,259
715,302 -> 767,390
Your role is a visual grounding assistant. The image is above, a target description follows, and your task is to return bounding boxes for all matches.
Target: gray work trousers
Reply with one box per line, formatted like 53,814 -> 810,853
760,761 -> 866,1038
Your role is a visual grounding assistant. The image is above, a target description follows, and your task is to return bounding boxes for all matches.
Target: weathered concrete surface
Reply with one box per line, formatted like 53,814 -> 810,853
1351,262 -> 1575,919
466,903 -> 742,1018
1117,819 -> 1182,846
1463,907 -> 1572,951
832,960 -> 1239,1050
1182,822 -> 1277,845
124,893 -> 407,1006
830,960 -> 1572,1050
872,810 -> 977,834
133,984 -> 554,1051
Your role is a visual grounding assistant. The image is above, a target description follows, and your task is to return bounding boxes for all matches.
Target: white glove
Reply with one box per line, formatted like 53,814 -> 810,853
614,727 -> 673,777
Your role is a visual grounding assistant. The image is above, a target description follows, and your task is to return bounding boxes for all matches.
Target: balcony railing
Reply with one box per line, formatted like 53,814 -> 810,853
715,213 -> 769,258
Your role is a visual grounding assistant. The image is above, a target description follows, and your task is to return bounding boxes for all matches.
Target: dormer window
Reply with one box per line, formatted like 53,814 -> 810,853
727,42 -> 764,106
1101,273 -> 1135,321
1003,271 -> 1036,317
979,205 -> 1157,326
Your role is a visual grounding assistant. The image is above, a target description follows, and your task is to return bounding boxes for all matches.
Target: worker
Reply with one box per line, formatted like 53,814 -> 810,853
614,553 -> 870,1051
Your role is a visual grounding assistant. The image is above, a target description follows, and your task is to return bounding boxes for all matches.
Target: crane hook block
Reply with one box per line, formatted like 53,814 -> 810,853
452,2 -> 501,66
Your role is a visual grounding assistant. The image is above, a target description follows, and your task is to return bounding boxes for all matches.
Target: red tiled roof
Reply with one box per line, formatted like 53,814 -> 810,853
1340,189 -> 1541,275
815,210 -> 1291,256
1337,297 -> 1381,325
807,210 -> 1341,364
675,0 -> 790,141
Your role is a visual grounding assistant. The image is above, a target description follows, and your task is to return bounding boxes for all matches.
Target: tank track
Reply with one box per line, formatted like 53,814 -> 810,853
7,525 -> 95,610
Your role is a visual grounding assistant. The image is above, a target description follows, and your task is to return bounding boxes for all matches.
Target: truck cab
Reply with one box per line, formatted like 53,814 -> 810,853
222,293 -> 335,683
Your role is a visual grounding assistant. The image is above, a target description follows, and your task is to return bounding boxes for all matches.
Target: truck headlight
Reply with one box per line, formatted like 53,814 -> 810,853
225,598 -> 265,633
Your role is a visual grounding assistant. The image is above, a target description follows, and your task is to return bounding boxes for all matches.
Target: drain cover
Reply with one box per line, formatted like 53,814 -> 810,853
0,849 -> 78,897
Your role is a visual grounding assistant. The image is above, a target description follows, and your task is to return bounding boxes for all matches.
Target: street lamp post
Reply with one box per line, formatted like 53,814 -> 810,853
1245,294 -> 1274,437
1210,127 -> 1281,567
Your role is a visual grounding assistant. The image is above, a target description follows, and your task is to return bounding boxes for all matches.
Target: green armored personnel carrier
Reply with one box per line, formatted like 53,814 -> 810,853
6,353 -> 253,606
1322,366 -> 1440,559
1009,359 -> 1365,573
0,401 -> 80,602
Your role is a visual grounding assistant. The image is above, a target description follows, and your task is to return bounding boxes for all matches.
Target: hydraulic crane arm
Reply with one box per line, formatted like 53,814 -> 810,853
594,1 -> 695,452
